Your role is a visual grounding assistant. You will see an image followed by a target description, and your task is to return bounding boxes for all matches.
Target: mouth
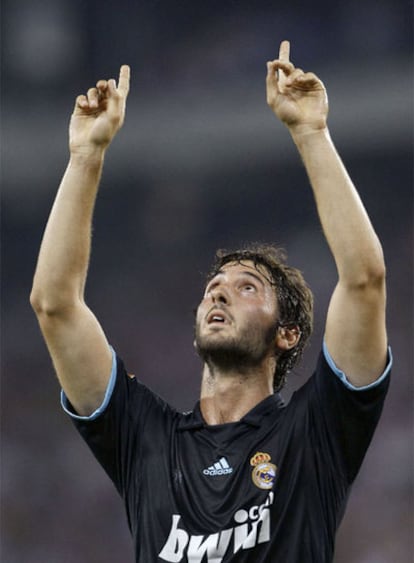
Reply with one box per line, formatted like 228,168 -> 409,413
206,308 -> 231,325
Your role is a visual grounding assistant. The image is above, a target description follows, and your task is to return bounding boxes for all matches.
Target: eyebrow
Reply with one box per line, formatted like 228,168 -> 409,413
213,268 -> 267,287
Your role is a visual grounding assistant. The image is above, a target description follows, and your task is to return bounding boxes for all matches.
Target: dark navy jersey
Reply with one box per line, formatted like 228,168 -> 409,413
64,348 -> 390,562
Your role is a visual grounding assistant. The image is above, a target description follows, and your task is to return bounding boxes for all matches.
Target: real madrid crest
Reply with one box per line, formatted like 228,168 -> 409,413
250,452 -> 277,490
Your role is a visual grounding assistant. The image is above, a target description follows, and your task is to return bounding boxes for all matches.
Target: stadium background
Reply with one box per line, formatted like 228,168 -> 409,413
1,0 -> 413,561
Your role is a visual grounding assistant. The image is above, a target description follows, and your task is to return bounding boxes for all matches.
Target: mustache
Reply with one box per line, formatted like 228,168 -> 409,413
205,304 -> 233,323
192,303 -> 233,320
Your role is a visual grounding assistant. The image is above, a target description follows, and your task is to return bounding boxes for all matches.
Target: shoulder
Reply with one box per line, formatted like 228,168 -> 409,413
287,344 -> 391,416
63,348 -> 180,429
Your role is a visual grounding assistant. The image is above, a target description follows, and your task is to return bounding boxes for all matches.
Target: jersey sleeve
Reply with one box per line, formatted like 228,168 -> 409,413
294,345 -> 391,485
61,348 -> 177,502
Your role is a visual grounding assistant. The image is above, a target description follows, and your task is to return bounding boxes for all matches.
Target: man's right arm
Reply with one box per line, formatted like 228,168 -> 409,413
30,66 -> 130,416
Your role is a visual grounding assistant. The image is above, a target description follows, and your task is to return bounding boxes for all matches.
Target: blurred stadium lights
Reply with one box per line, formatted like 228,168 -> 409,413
2,59 -> 412,197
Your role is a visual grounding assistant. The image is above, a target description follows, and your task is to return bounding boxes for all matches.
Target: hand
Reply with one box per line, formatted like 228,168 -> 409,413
69,65 -> 130,154
266,41 -> 328,134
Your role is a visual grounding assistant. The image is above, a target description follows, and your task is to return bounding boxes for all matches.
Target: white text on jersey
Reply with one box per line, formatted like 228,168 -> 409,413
159,492 -> 274,562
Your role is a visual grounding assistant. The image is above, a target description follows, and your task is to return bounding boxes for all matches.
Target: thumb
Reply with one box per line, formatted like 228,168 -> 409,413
266,62 -> 279,105
266,62 -> 278,88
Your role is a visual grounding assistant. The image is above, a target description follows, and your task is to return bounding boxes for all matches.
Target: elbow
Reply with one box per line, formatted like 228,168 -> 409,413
30,287 -> 55,317
361,265 -> 386,292
371,260 -> 387,286
338,239 -> 386,291
30,282 -> 43,315
342,258 -> 386,293
362,247 -> 387,289
30,287 -> 51,316
30,284 -> 80,317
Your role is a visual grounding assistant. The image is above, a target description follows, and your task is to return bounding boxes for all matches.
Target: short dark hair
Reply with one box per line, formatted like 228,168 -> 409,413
207,243 -> 314,392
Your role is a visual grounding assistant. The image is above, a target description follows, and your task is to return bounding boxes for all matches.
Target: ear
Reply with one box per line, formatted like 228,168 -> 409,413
275,325 -> 301,352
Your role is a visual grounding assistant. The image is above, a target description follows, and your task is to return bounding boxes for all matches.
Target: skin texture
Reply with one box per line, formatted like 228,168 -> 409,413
30,67 -> 130,416
31,41 -> 387,425
196,261 -> 300,424
195,261 -> 279,369
267,42 -> 387,388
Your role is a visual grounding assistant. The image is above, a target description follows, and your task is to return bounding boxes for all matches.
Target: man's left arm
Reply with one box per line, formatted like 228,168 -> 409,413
267,41 -> 388,386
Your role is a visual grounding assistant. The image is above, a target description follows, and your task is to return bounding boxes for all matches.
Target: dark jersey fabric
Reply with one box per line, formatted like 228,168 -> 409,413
68,350 -> 389,562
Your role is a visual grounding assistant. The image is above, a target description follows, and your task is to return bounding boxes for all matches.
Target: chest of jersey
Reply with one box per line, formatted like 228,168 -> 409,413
139,405 -> 314,562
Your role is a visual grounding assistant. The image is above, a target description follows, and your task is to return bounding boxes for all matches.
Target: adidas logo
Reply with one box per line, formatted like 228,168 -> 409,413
203,457 -> 233,476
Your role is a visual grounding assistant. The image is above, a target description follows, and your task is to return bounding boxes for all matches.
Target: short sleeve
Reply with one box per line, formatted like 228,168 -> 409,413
61,347 -> 118,421
293,348 -> 391,485
62,350 -> 177,500
323,340 -> 392,391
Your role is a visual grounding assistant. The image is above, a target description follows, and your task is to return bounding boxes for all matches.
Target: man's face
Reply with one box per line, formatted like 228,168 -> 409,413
194,261 -> 279,369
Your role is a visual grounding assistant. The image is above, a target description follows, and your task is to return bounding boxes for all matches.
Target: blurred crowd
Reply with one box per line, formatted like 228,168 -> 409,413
2,0 -> 413,561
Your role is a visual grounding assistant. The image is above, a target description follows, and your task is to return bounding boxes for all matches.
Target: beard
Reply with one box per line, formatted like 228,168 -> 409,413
194,319 -> 277,373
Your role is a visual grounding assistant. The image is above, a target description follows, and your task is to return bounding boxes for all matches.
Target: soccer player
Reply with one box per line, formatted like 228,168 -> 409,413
31,40 -> 391,562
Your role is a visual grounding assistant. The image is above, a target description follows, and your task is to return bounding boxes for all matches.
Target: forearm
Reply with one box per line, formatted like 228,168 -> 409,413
31,149 -> 105,312
290,127 -> 385,286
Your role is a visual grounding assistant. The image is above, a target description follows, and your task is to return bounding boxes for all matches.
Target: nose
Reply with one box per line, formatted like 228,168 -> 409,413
210,285 -> 230,305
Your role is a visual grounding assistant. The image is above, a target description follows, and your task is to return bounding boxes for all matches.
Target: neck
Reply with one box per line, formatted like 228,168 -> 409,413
199,359 -> 274,425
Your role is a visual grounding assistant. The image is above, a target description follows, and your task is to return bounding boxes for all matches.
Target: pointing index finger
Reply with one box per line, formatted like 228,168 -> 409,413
118,65 -> 130,96
279,40 -> 290,63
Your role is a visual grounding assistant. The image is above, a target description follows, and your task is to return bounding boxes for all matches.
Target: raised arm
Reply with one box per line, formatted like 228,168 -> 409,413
30,66 -> 130,415
266,41 -> 387,386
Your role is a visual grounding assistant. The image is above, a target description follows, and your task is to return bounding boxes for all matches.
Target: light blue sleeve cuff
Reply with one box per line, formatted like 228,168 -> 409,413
60,346 -> 118,421
323,339 -> 392,391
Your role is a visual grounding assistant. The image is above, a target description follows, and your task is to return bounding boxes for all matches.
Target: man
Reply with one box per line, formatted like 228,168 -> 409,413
31,40 -> 391,562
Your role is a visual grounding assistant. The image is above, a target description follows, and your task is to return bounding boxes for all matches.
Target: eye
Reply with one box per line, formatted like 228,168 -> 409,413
241,283 -> 257,293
